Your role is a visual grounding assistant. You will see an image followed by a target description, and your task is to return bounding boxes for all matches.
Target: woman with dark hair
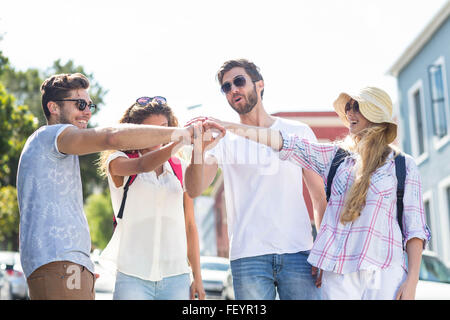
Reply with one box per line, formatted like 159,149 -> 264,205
98,97 -> 221,300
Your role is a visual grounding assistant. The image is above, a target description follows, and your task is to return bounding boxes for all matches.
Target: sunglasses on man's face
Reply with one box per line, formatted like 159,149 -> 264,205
136,96 -> 167,106
345,100 -> 360,114
54,99 -> 97,113
221,75 -> 249,94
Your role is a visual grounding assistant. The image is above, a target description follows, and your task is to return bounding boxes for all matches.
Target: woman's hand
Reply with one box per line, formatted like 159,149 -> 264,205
311,266 -> 323,288
190,278 -> 206,300
395,277 -> 418,300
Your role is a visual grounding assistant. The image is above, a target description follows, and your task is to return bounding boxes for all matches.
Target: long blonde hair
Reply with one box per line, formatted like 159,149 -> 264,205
339,123 -> 396,224
97,101 -> 179,178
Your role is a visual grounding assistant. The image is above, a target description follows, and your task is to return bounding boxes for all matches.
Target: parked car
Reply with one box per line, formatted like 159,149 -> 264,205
0,268 -> 12,300
200,256 -> 230,299
0,251 -> 28,300
416,250 -> 450,300
91,249 -> 115,300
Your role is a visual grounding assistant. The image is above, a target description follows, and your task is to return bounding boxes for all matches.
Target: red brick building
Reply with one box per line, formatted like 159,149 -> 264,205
211,111 -> 348,258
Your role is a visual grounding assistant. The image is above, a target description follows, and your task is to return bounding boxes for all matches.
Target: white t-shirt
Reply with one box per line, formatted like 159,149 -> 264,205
100,151 -> 191,281
206,117 -> 318,261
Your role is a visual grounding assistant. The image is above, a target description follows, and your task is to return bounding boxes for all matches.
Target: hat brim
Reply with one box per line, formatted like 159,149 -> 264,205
333,92 -> 398,144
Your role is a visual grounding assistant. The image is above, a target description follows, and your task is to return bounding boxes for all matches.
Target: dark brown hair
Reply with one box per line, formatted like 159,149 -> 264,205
119,101 -> 178,127
216,59 -> 264,99
40,73 -> 90,121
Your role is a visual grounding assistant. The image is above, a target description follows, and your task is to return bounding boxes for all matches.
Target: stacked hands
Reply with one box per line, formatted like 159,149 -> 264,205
181,116 -> 227,155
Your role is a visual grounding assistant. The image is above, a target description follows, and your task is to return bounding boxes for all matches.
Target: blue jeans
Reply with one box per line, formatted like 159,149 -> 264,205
113,271 -> 190,300
230,251 -> 321,300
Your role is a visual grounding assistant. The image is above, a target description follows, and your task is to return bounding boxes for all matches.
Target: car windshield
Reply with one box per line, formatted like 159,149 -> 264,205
201,262 -> 229,272
420,255 -> 450,284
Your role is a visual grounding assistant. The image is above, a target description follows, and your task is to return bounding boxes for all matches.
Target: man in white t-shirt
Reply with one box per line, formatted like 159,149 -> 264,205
185,59 -> 326,299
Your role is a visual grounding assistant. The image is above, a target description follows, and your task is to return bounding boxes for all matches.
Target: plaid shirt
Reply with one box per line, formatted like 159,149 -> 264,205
279,132 -> 431,274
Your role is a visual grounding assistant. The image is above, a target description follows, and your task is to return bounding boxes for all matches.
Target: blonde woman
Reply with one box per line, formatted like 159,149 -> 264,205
197,87 -> 431,300
98,97 -> 223,300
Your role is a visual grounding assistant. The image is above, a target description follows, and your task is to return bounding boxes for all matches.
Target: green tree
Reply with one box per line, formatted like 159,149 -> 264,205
84,191 -> 114,250
0,186 -> 20,251
0,79 -> 37,250
0,83 -> 37,187
0,67 -> 44,124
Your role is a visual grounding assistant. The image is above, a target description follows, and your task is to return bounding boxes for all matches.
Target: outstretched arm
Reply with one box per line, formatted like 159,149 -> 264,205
57,123 -> 192,156
186,117 -> 282,151
221,121 -> 284,151
190,117 -> 336,179
108,141 -> 183,188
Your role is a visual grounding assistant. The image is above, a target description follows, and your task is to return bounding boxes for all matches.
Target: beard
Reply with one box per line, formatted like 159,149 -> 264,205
58,107 -> 72,125
230,86 -> 258,115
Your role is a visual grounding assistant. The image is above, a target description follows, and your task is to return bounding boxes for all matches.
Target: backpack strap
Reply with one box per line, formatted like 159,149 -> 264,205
116,152 -> 139,223
168,156 -> 183,188
326,148 -> 349,202
394,153 -> 406,242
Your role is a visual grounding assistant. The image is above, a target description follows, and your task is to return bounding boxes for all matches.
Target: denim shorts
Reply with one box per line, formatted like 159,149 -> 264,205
113,271 -> 190,300
230,251 -> 321,300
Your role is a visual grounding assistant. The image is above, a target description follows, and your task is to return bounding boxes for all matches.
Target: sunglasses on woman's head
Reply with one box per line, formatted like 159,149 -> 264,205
53,99 -> 97,112
345,100 -> 360,113
136,96 -> 167,106
221,75 -> 248,94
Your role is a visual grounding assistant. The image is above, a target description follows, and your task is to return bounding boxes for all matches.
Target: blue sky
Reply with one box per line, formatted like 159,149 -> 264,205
1,0 -> 448,127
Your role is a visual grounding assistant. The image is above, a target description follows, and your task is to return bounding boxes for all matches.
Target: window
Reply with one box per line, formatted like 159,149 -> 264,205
438,177 -> 450,264
428,57 -> 449,141
413,90 -> 425,155
408,80 -> 428,161
424,199 -> 433,251
447,186 -> 450,236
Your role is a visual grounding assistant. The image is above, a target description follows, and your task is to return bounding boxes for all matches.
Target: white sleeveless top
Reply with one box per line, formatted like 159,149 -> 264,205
100,151 -> 191,281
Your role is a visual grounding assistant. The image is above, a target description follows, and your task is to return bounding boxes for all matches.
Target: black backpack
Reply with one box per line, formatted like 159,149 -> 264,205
326,148 -> 407,240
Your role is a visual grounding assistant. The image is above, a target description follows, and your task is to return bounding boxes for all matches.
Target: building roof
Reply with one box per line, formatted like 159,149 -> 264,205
388,0 -> 450,77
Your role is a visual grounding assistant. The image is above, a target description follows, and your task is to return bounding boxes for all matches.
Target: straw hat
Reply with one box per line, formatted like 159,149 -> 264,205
333,87 -> 397,144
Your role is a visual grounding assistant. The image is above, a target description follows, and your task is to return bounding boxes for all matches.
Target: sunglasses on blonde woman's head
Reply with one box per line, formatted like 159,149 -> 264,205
53,99 -> 97,112
220,75 -> 250,94
136,96 -> 167,106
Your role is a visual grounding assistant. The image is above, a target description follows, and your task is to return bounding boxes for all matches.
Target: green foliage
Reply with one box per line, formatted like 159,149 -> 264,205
0,67 -> 44,125
84,191 -> 114,250
0,82 -> 37,250
0,84 -> 38,187
0,186 -> 19,250
0,50 -> 9,76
